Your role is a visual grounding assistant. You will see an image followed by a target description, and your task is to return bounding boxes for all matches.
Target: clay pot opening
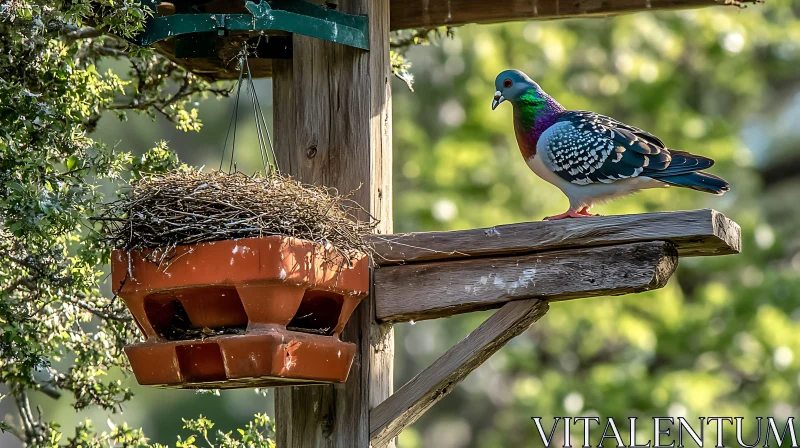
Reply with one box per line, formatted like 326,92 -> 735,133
176,343 -> 227,383
144,286 -> 248,340
114,237 -> 369,388
287,290 -> 345,336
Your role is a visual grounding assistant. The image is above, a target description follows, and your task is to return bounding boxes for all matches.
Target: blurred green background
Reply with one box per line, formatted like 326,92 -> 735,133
4,1 -> 800,446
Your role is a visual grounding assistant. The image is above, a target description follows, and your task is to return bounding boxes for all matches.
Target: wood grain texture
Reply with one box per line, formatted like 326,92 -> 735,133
273,0 -> 394,446
371,209 -> 740,266
389,0 -> 757,30
370,299 -> 549,446
374,241 -> 678,323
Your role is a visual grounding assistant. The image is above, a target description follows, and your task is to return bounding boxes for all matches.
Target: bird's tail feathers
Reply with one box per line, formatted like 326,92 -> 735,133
657,171 -> 730,195
651,150 -> 715,176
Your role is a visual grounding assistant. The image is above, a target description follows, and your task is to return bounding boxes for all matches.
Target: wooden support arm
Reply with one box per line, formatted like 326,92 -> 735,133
374,241 -> 678,323
371,209 -> 740,266
370,299 -> 549,447
367,211 -> 739,445
367,211 -> 740,445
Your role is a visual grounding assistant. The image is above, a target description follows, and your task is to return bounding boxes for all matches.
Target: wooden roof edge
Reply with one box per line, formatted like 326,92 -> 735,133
389,0 -> 759,31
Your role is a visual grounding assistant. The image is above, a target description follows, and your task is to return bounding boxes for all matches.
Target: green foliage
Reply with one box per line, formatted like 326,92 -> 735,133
174,414 -> 275,448
4,414 -> 275,448
389,0 -> 800,446
0,1 -> 241,446
130,141 -> 185,180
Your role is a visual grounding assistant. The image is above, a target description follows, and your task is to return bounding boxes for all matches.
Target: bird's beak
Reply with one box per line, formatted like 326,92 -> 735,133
492,91 -> 505,110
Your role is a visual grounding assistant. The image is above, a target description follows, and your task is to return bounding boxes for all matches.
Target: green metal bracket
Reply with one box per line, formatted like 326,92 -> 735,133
132,0 -> 369,50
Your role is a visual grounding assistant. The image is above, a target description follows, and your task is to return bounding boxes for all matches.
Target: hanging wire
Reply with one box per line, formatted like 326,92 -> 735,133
219,41 -> 278,176
219,56 -> 246,172
246,56 -> 279,174
246,35 -> 277,172
244,52 -> 270,175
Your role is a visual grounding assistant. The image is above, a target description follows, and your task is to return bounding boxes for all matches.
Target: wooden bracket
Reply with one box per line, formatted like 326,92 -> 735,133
370,299 -> 549,446
366,210 -> 740,446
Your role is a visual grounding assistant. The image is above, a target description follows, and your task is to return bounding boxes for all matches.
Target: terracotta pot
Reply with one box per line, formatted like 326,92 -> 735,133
111,236 -> 369,388
124,326 -> 357,387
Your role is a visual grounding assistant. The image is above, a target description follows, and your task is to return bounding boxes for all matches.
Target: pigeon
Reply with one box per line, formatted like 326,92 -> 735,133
492,69 -> 729,220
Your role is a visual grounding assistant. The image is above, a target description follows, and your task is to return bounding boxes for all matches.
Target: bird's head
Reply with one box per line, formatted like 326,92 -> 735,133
492,69 -> 541,110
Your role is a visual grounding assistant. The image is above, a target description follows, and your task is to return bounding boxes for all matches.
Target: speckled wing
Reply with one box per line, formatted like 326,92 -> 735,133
542,111 -> 673,185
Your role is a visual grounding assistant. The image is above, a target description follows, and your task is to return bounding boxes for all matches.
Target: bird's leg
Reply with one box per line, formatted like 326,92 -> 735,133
544,209 -> 595,220
577,206 -> 599,217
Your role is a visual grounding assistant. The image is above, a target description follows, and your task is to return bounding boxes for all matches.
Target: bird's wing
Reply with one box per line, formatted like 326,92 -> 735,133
543,111 -> 674,185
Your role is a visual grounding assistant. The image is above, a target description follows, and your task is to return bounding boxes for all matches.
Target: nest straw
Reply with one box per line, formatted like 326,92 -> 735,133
98,169 -> 376,266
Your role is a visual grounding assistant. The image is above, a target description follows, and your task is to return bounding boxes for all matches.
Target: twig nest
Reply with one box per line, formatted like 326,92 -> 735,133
98,168 -> 376,265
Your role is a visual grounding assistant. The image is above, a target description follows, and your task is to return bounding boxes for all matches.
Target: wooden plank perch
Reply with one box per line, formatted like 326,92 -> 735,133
370,299 -> 549,447
389,0 -> 758,30
371,209 -> 740,266
374,241 -> 678,323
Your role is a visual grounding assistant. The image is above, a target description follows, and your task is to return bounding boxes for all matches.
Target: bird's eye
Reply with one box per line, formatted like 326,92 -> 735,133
503,78 -> 513,88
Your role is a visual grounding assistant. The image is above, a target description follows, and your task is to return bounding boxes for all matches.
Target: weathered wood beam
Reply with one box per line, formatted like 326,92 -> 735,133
370,299 -> 549,447
374,241 -> 677,323
371,209 -> 739,266
389,0 -> 756,31
273,0 -> 394,445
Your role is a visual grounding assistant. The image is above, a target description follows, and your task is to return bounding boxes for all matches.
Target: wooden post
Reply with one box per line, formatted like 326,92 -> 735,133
271,0 -> 392,446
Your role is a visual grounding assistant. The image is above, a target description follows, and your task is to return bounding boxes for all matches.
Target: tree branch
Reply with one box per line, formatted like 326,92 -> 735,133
95,46 -> 129,57
61,25 -> 104,40
72,299 -> 133,323
1,276 -> 31,297
13,390 -> 37,444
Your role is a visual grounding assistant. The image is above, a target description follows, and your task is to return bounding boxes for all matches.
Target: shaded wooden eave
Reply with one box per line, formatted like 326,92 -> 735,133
152,0 -> 755,80
389,0 -> 756,30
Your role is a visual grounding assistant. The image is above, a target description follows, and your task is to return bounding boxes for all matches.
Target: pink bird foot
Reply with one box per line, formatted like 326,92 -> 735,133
577,207 -> 599,217
544,209 -> 596,221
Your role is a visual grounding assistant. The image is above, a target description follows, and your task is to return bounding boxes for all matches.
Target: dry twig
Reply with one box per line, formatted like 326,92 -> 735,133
96,169 -> 376,265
